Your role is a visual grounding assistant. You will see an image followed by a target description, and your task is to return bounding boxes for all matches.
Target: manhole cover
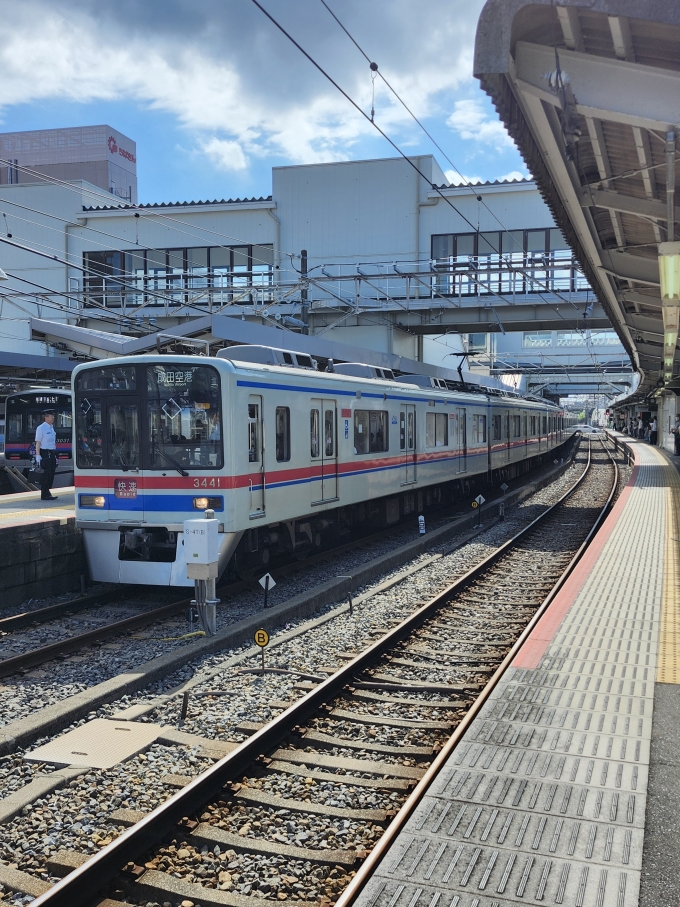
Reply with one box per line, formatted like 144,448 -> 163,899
25,718 -> 161,769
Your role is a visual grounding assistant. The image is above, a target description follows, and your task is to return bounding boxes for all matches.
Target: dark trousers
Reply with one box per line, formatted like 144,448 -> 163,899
650,430 -> 658,446
39,450 -> 57,497
674,433 -> 680,456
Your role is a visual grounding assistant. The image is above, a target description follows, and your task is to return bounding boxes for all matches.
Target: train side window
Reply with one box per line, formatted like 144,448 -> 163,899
310,409 -> 320,458
530,415 -> 536,436
408,411 -> 415,448
426,412 -> 448,448
354,410 -> 369,454
512,415 -> 521,438
542,416 -> 547,434
400,411 -> 406,450
354,410 -> 388,453
276,406 -> 290,462
324,409 -> 334,456
474,414 -> 487,443
248,404 -> 259,462
492,415 -> 501,441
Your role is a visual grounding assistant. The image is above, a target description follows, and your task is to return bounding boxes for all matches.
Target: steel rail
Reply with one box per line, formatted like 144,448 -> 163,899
334,436 -> 620,907
0,588 -> 124,634
28,436 -> 604,907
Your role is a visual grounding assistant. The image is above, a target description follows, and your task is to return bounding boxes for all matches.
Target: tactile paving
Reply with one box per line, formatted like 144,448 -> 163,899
355,439 -> 674,907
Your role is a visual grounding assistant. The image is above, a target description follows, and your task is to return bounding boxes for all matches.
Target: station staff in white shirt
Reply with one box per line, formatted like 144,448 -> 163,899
35,408 -> 58,500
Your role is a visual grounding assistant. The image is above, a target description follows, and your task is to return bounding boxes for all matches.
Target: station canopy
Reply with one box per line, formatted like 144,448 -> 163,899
474,0 -> 680,402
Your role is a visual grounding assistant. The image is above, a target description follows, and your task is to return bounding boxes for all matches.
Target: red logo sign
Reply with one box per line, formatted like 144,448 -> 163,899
114,477 -> 138,499
108,135 -> 118,154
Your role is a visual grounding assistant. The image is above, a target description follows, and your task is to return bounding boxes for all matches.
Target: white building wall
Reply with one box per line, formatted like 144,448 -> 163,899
0,154 -> 593,375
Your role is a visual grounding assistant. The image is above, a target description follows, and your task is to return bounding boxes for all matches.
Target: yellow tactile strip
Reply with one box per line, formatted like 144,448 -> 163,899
659,450 -> 680,683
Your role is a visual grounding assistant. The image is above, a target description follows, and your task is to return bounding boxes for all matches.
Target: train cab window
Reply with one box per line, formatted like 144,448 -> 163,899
426,412 -> 448,448
512,415 -> 521,438
310,409 -> 320,458
76,365 -> 136,391
473,414 -> 487,443
248,404 -> 259,462
492,415 -> 501,441
324,409 -> 334,457
354,410 -> 388,454
77,397 -> 104,467
276,407 -> 290,461
147,365 -> 222,469
108,403 -> 139,470
7,413 -> 22,443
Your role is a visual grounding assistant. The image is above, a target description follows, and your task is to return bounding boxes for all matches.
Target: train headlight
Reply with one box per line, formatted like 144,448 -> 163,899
80,494 -> 106,507
193,496 -> 223,511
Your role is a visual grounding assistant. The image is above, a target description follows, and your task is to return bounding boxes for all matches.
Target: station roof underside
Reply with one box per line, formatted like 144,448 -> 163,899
474,0 -> 680,401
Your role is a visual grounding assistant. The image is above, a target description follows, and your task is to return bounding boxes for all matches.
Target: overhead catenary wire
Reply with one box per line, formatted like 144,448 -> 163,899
252,0 -> 603,367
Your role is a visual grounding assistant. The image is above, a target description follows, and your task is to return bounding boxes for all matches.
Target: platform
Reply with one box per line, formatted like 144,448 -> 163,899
355,435 -> 680,907
0,486 -> 74,529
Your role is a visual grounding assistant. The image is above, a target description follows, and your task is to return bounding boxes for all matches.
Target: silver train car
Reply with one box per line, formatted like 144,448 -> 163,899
4,388 -> 74,488
73,347 -> 574,586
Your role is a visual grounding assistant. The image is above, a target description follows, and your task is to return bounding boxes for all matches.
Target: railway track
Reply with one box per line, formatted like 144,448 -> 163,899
0,442 -> 581,679
18,437 -> 619,907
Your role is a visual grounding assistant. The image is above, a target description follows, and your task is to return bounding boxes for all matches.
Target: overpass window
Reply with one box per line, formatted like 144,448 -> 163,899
523,331 -> 552,348
84,244 -> 274,308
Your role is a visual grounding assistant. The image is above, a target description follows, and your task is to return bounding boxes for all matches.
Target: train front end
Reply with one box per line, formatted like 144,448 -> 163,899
74,356 -> 241,585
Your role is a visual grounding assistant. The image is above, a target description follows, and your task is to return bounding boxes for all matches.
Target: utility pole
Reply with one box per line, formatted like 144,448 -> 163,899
300,249 -> 309,335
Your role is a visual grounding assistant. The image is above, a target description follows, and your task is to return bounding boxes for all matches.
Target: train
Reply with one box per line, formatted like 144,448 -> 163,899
72,345 -> 576,586
4,388 -> 74,488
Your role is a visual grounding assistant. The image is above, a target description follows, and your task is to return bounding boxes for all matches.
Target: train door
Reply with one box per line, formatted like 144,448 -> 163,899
456,407 -> 467,473
106,397 -> 142,519
400,404 -> 417,484
248,396 -> 265,517
504,409 -> 511,461
522,412 -> 528,458
311,399 -> 338,503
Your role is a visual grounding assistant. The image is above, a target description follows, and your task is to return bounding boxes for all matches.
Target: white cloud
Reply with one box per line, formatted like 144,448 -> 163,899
201,138 -> 248,172
446,99 -> 515,151
498,170 -> 529,182
0,0 -> 487,170
445,170 -> 484,185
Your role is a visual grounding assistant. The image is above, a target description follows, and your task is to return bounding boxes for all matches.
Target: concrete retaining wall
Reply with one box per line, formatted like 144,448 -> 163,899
0,517 -> 86,608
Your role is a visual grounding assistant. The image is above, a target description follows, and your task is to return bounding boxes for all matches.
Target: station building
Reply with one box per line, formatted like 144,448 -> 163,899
0,134 -> 627,398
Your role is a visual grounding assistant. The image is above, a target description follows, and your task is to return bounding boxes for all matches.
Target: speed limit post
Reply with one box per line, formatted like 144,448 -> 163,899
254,628 -> 269,674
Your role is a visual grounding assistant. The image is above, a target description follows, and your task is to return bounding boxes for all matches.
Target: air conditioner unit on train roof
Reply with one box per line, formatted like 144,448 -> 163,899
333,362 -> 395,380
217,345 -> 318,370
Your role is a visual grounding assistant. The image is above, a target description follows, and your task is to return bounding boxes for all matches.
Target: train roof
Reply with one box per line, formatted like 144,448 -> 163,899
71,353 -> 563,409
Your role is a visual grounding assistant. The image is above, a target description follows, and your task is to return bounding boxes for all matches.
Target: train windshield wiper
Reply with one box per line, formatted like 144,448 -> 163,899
153,443 -> 189,477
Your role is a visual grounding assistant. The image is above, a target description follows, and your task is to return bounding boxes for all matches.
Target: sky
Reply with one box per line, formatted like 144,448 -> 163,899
0,0 -> 530,204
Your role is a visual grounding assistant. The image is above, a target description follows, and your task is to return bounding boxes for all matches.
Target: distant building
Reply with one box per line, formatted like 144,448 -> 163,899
0,125 -> 137,203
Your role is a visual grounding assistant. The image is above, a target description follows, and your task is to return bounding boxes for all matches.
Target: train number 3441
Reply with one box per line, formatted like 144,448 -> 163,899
193,478 -> 221,488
